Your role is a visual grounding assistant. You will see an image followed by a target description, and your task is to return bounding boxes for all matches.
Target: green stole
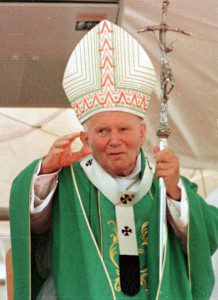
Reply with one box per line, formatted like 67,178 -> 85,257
10,154 -> 218,299
98,191 -> 152,299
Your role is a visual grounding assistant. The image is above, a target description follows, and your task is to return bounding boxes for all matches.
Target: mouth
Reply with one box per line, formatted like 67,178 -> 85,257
108,152 -> 125,156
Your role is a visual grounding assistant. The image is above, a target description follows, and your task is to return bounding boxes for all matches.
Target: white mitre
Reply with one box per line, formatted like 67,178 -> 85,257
62,20 -> 156,123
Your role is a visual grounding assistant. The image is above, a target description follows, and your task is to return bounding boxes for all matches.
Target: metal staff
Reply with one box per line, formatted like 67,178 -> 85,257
138,0 -> 190,280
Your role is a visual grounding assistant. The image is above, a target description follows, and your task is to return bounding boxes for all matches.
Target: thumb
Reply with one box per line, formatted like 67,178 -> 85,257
153,145 -> 160,158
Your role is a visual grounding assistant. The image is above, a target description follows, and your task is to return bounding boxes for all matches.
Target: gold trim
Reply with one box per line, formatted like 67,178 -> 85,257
125,178 -> 139,190
98,191 -> 104,256
155,225 -> 168,300
142,147 -> 154,202
140,268 -> 149,294
182,179 -> 191,286
29,159 -> 42,300
71,165 -> 116,300
149,190 -> 154,200
108,221 -> 120,292
141,221 -> 149,247
108,221 -> 119,270
187,203 -> 191,285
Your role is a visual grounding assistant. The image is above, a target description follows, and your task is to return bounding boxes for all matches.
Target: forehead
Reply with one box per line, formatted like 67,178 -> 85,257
86,111 -> 142,128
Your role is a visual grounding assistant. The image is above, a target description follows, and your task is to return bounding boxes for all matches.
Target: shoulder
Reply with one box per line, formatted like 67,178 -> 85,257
11,158 -> 41,190
180,175 -> 198,193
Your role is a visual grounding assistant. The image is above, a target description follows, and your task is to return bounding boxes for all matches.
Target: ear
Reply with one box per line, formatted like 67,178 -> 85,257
140,123 -> 146,146
80,131 -> 90,147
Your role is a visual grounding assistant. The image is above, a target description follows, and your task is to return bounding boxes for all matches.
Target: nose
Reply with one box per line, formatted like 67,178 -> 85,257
109,130 -> 122,147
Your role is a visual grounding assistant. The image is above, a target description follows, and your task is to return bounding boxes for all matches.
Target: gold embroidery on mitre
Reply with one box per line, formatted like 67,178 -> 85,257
108,220 -> 149,293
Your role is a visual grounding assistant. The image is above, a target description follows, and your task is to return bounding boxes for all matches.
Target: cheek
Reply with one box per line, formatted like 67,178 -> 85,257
90,137 -> 108,153
125,135 -> 142,149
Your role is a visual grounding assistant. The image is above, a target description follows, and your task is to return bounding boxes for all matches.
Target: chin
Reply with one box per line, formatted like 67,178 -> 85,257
109,164 -> 128,177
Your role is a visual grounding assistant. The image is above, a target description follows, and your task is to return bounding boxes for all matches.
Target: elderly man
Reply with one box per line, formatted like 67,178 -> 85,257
10,20 -> 217,300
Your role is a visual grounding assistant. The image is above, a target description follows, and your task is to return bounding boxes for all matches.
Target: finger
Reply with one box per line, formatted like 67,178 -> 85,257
69,146 -> 92,163
155,149 -> 178,163
153,145 -> 160,153
53,140 -> 70,149
80,145 -> 92,156
49,148 -> 65,156
67,132 -> 83,143
54,132 -> 82,147
155,168 -> 179,180
155,169 -> 171,179
156,162 -> 176,171
60,146 -> 92,167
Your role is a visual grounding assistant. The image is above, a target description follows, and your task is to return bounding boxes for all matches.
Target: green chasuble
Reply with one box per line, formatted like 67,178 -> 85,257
10,153 -> 218,300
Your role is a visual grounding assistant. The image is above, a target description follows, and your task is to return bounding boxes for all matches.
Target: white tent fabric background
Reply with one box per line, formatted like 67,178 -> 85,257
0,108 -> 83,208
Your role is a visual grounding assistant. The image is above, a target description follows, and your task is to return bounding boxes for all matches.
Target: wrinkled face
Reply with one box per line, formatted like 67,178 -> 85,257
83,111 -> 146,177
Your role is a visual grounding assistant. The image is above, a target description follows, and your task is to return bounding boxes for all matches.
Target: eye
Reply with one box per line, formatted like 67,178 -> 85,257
120,127 -> 129,131
97,128 -> 106,134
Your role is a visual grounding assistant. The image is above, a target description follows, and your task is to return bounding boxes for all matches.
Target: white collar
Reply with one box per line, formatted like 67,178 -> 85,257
80,153 -> 153,207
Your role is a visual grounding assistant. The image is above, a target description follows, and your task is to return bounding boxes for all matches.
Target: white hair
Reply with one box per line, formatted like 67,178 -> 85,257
82,121 -> 89,132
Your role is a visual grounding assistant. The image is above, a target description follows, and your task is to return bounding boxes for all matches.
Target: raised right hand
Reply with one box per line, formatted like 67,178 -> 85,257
40,132 -> 92,174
